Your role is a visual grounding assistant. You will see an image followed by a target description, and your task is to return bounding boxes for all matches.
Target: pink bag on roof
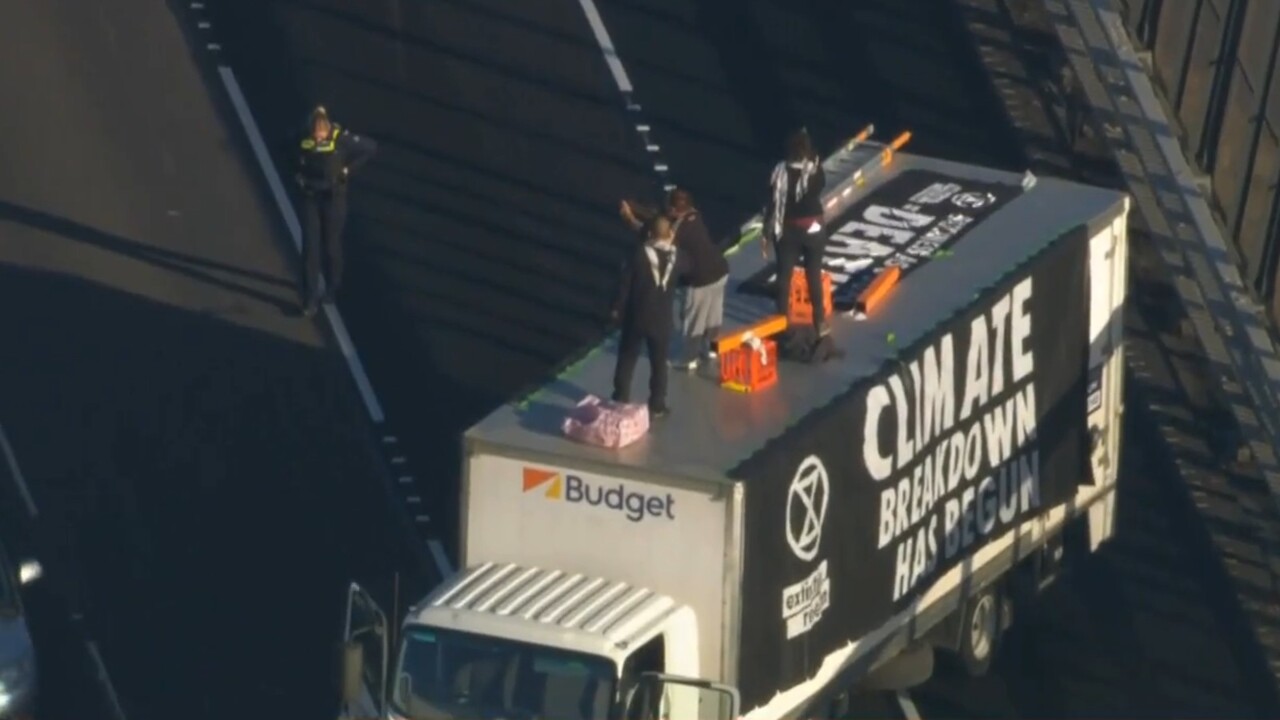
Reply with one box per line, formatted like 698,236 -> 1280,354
561,395 -> 650,448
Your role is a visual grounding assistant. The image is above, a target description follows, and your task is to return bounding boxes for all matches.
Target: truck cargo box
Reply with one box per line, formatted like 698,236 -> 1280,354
460,143 -> 1128,718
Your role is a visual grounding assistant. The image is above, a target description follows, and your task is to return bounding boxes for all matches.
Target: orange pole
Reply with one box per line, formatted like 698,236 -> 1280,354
856,266 -> 902,314
845,124 -> 875,150
715,315 -> 788,355
880,130 -> 913,167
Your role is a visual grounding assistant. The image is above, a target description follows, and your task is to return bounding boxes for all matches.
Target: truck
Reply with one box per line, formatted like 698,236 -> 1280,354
339,131 -> 1131,720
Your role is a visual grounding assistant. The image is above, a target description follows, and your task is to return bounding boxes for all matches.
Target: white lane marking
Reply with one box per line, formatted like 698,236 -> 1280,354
429,540 -> 454,579
86,639 -> 129,720
217,65 -> 452,584
895,692 -> 922,720
574,0 -> 675,187
216,66 -> 385,424
574,0 -> 633,93
0,425 -> 37,518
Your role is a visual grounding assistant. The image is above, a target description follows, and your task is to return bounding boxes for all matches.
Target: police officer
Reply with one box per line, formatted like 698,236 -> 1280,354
296,106 -> 378,317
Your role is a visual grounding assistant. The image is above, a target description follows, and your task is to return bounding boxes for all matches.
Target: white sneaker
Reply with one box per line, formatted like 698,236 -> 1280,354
671,359 -> 699,372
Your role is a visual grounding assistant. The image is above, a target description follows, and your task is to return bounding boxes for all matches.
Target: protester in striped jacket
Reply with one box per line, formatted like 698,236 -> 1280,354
763,128 -> 830,336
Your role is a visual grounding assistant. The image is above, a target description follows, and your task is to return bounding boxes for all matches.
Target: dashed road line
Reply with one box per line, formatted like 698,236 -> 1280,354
198,0 -> 450,580
0,424 -> 37,518
216,66 -> 384,423
204,0 -> 672,588
574,0 -> 676,191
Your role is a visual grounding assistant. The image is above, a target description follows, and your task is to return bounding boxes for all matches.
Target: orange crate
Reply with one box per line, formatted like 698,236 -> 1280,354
720,339 -> 779,392
787,269 -> 834,325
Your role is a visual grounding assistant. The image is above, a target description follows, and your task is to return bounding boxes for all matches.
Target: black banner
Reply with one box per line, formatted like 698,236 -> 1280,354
731,225 -> 1092,710
740,169 -> 1021,310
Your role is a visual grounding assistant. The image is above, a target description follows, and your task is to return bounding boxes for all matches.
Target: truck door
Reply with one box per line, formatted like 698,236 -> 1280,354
625,673 -> 739,720
341,581 -> 389,719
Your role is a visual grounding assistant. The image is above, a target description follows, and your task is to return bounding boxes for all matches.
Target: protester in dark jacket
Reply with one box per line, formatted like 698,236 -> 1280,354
620,188 -> 729,370
763,128 -> 829,336
611,216 -> 688,417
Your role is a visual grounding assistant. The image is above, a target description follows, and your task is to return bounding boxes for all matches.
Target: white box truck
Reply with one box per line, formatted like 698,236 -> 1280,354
339,136 -> 1131,720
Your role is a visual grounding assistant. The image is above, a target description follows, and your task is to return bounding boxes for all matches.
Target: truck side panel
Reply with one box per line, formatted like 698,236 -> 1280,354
773,208 -> 1131,720
462,450 -> 734,680
1087,201 -> 1129,495
729,219 -> 1099,715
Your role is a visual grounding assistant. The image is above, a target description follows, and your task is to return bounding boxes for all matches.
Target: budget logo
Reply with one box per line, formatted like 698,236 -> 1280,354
522,468 -> 564,499
521,466 -> 676,523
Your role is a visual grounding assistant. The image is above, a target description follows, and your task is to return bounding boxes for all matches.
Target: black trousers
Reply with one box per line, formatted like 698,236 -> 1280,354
775,224 -> 828,329
301,189 -> 349,304
613,326 -> 671,411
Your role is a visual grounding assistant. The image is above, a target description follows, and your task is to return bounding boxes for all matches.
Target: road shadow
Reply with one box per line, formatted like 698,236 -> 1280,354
0,198 -> 297,315
199,0 -> 1050,500
202,0 -> 670,515
0,262 -> 430,720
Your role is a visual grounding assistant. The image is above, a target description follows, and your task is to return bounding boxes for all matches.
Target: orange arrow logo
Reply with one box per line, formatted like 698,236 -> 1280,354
522,468 -> 562,499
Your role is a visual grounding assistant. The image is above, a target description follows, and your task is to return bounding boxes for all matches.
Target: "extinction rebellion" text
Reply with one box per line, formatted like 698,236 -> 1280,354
863,276 -> 1043,602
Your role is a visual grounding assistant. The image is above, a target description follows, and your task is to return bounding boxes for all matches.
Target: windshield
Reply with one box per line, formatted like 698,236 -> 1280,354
390,626 -> 617,720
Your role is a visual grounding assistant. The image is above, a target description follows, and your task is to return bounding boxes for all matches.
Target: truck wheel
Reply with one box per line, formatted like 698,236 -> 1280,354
957,587 -> 1001,677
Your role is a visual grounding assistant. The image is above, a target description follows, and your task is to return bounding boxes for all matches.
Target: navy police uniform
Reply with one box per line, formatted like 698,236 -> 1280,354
296,112 -> 377,315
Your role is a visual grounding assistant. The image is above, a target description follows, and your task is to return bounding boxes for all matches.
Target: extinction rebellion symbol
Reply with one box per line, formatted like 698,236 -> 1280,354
782,455 -> 833,639
950,191 -> 996,209
786,455 -> 830,562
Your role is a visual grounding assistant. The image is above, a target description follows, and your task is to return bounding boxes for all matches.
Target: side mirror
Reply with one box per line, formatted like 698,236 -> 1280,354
18,560 -> 41,586
341,641 -> 364,706
397,673 -> 413,705
630,673 -> 739,720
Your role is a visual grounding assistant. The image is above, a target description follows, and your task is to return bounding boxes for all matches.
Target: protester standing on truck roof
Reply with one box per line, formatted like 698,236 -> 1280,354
620,188 -> 729,371
763,128 -> 830,337
295,105 -> 377,318
610,216 -> 688,418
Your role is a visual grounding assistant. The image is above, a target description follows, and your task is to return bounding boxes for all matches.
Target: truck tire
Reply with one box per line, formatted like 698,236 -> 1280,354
955,586 -> 1002,677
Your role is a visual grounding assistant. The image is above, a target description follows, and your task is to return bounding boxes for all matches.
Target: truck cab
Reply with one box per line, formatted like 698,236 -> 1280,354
341,566 -> 737,720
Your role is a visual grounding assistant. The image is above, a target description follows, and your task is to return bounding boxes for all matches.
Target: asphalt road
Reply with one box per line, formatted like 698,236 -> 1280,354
3,0 -> 1277,718
202,0 -> 1280,717
200,0 -> 1034,561
0,1 -> 430,718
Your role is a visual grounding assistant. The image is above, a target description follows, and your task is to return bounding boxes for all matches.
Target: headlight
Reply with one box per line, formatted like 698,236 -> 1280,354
0,654 -> 35,712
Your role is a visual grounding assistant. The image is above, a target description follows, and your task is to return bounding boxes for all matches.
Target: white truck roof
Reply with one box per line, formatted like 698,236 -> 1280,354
464,145 -> 1127,485
409,562 -> 683,663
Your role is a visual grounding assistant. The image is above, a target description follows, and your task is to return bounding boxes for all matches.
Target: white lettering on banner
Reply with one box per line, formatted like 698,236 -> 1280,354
864,276 -> 1046,602
823,203 -> 979,297
911,181 -> 962,204
782,560 -> 831,639
765,177 -> 998,294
